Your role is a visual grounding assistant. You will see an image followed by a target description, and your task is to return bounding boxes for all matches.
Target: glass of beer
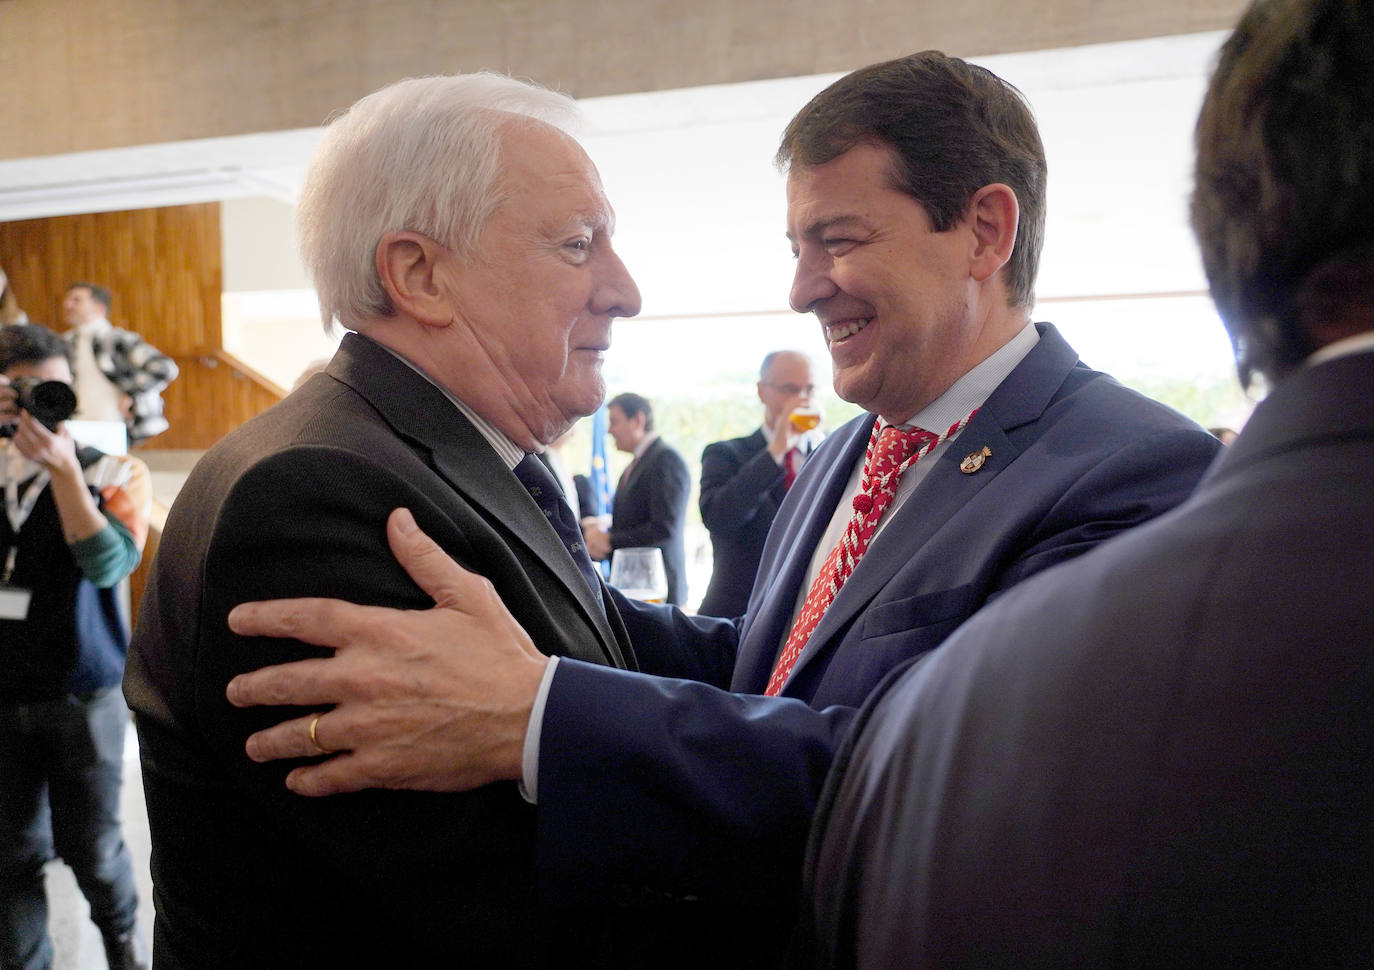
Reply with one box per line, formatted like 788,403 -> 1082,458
609,547 -> 668,603
789,406 -> 821,432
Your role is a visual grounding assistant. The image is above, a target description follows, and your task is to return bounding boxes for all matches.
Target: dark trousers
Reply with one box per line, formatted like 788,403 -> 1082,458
0,687 -> 140,970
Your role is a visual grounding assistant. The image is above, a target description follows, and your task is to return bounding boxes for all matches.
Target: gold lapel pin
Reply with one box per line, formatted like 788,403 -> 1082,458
960,446 -> 992,474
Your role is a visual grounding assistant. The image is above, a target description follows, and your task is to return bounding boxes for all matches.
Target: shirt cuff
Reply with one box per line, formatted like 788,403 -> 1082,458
518,655 -> 561,804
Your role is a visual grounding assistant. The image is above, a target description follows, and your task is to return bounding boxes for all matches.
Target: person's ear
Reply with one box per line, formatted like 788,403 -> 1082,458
967,183 -> 1019,285
375,231 -> 452,327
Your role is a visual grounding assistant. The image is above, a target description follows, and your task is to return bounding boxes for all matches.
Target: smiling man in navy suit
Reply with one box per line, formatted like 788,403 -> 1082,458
804,1 -> 1374,965
223,52 -> 1221,962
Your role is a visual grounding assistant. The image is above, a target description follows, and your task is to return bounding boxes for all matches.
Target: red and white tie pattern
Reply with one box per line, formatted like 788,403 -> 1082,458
763,411 -> 977,696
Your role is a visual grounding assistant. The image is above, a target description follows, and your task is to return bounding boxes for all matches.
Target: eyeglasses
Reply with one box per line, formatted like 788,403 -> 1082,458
761,382 -> 816,396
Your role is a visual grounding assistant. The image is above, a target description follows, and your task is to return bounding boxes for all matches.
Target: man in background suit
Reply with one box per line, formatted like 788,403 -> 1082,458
697,350 -> 820,618
583,391 -> 690,605
223,52 -> 1221,959
122,73 -> 641,967
803,1 -> 1374,965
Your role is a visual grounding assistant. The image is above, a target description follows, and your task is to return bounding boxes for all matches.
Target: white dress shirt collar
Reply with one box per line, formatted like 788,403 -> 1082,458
1307,329 -> 1374,367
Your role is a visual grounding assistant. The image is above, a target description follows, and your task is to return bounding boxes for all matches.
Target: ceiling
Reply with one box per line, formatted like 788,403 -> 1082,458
0,30 -> 1226,313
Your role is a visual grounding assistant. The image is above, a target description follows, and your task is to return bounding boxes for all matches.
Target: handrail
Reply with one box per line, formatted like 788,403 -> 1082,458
191,348 -> 289,399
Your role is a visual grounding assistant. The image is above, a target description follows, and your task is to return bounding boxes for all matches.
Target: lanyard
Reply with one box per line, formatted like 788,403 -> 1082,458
4,465 -> 49,535
2,448 -> 51,583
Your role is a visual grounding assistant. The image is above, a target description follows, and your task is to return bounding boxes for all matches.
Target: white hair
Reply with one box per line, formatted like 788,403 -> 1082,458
296,73 -> 583,333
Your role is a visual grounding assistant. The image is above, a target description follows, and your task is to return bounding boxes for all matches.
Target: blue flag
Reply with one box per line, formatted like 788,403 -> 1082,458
589,403 -> 612,516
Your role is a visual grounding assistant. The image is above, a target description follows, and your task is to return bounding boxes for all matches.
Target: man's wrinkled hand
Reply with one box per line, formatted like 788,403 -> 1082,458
225,507 -> 549,797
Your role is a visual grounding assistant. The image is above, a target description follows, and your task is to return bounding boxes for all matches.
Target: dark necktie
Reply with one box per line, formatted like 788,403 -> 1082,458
783,447 -> 801,490
513,454 -> 605,611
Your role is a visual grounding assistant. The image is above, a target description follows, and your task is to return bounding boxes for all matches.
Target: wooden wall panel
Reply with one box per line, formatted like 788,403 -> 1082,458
0,203 -> 283,451
156,354 -> 283,451
0,204 -> 220,356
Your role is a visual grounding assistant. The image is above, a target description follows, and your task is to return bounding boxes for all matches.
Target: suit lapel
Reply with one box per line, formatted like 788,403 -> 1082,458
782,324 -> 1082,690
619,437 -> 659,496
735,414 -> 875,690
327,335 -> 626,666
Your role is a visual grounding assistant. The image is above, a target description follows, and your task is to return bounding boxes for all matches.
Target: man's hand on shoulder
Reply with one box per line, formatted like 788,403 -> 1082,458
226,507 -> 549,797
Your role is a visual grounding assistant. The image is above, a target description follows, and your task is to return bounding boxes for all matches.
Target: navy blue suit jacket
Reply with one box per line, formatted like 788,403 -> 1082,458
536,324 -> 1221,917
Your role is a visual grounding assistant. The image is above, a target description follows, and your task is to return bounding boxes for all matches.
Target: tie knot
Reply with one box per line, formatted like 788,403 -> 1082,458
867,425 -> 936,480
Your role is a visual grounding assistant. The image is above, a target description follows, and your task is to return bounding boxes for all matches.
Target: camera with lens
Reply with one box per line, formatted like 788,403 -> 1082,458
0,378 -> 79,437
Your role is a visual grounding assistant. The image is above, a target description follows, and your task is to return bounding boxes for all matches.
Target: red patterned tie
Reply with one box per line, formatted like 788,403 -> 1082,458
764,413 -> 976,696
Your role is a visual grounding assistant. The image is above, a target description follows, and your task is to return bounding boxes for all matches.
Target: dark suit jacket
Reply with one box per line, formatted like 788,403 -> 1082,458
573,473 -> 596,520
609,435 -> 690,605
803,349 -> 1374,969
123,334 -> 634,968
535,325 -> 1222,928
697,428 -> 792,618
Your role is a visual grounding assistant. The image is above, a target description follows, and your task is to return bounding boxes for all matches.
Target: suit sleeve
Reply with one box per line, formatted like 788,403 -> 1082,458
533,425 -> 1222,911
608,586 -> 738,686
609,447 -> 691,549
116,329 -> 179,394
537,659 -> 853,907
699,440 -> 785,535
189,449 -> 536,884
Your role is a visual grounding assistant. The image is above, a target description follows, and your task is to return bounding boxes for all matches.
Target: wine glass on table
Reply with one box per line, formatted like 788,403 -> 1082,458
609,547 -> 668,603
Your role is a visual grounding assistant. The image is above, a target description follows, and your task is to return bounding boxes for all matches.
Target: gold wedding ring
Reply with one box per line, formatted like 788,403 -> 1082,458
308,713 -> 336,756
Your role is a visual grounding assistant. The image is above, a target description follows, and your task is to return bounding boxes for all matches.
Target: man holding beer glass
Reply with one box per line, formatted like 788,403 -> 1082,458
697,350 -> 821,618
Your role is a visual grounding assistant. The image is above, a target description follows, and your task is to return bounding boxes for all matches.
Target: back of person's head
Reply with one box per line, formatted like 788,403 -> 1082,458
68,282 -> 111,312
297,73 -> 583,333
0,322 -> 71,373
609,392 -> 654,431
776,51 -> 1047,310
1192,0 -> 1374,387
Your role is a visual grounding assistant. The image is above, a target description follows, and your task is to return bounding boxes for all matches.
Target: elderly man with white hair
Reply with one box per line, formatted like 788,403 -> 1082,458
123,73 -> 641,967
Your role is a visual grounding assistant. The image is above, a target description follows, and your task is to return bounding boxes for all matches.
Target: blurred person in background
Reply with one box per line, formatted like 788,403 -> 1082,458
697,349 -> 821,618
0,266 -> 28,326
62,283 -> 177,444
583,391 -> 691,605
0,323 -> 151,970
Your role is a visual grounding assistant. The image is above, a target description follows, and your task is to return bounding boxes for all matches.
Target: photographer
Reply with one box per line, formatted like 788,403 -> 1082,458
0,324 -> 150,970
